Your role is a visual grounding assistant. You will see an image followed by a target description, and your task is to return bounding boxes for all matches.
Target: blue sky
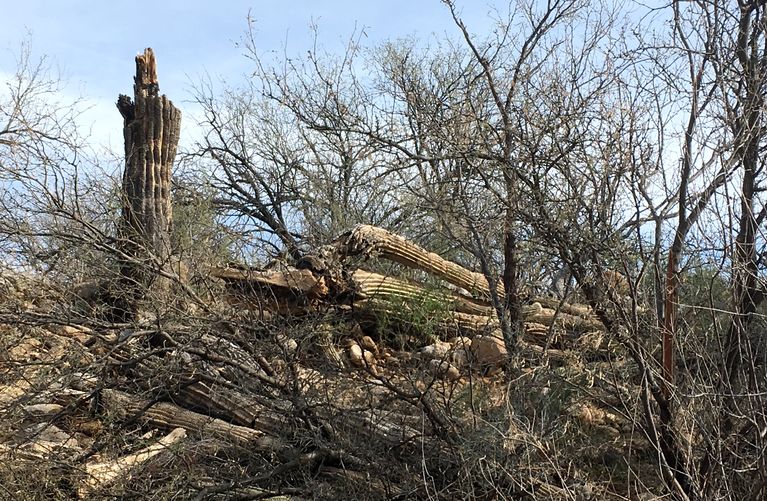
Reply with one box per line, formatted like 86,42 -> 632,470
1,1 -> 499,150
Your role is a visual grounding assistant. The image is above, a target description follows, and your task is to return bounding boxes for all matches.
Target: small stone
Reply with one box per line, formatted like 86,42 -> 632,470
418,340 -> 451,360
48,324 -> 93,344
347,343 -> 376,370
450,348 -> 469,368
470,335 -> 508,367
447,336 -> 472,348
429,359 -> 460,381
23,403 -> 64,419
347,343 -> 364,367
360,335 -> 378,355
276,333 -> 298,353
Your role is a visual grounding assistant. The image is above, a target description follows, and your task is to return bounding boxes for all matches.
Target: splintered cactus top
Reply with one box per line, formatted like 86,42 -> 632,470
134,48 -> 159,94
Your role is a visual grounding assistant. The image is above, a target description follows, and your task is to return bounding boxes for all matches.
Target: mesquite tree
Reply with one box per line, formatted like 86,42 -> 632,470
181,1 -> 767,496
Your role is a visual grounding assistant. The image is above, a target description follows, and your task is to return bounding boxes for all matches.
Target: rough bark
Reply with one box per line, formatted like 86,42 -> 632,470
111,48 -> 181,321
339,225 -> 504,298
99,389 -> 271,446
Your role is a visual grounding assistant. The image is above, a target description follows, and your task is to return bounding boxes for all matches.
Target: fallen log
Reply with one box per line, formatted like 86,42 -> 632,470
210,266 -> 329,314
99,389 -> 274,447
207,225 -> 607,344
352,269 -> 493,317
176,380 -> 284,433
527,308 -> 605,332
79,427 -> 186,498
339,225 -> 503,298
210,267 -> 327,297
535,297 -> 594,318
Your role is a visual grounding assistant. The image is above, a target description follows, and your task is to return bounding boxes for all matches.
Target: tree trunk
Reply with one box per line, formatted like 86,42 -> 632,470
111,48 -> 181,321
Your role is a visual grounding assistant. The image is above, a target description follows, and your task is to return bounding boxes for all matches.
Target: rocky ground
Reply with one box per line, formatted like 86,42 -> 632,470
0,262 -> 671,500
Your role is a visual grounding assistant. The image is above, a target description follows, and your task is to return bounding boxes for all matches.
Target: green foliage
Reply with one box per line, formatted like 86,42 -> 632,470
678,260 -> 731,344
680,260 -> 730,309
370,283 -> 453,349
170,180 -> 235,265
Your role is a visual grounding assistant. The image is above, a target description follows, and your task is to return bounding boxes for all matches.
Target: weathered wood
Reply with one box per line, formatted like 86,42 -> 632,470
207,226 -> 606,345
351,270 -> 604,336
210,266 -> 328,298
79,428 -> 186,498
535,296 -> 594,318
99,389 -> 270,446
339,225 -> 504,298
111,48 -> 181,321
527,308 -> 605,332
177,380 -> 284,432
212,265 -> 605,339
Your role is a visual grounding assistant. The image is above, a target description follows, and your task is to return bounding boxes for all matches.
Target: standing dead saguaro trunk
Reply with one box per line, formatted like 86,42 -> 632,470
110,48 -> 181,321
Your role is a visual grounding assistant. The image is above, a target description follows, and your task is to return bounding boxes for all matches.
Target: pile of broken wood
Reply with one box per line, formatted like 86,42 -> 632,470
0,225 -> 618,499
211,224 -> 608,367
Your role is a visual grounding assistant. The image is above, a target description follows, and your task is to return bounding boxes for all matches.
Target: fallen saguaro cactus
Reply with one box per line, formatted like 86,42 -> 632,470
79,428 -> 187,498
209,224 -> 606,350
337,224 -> 503,298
